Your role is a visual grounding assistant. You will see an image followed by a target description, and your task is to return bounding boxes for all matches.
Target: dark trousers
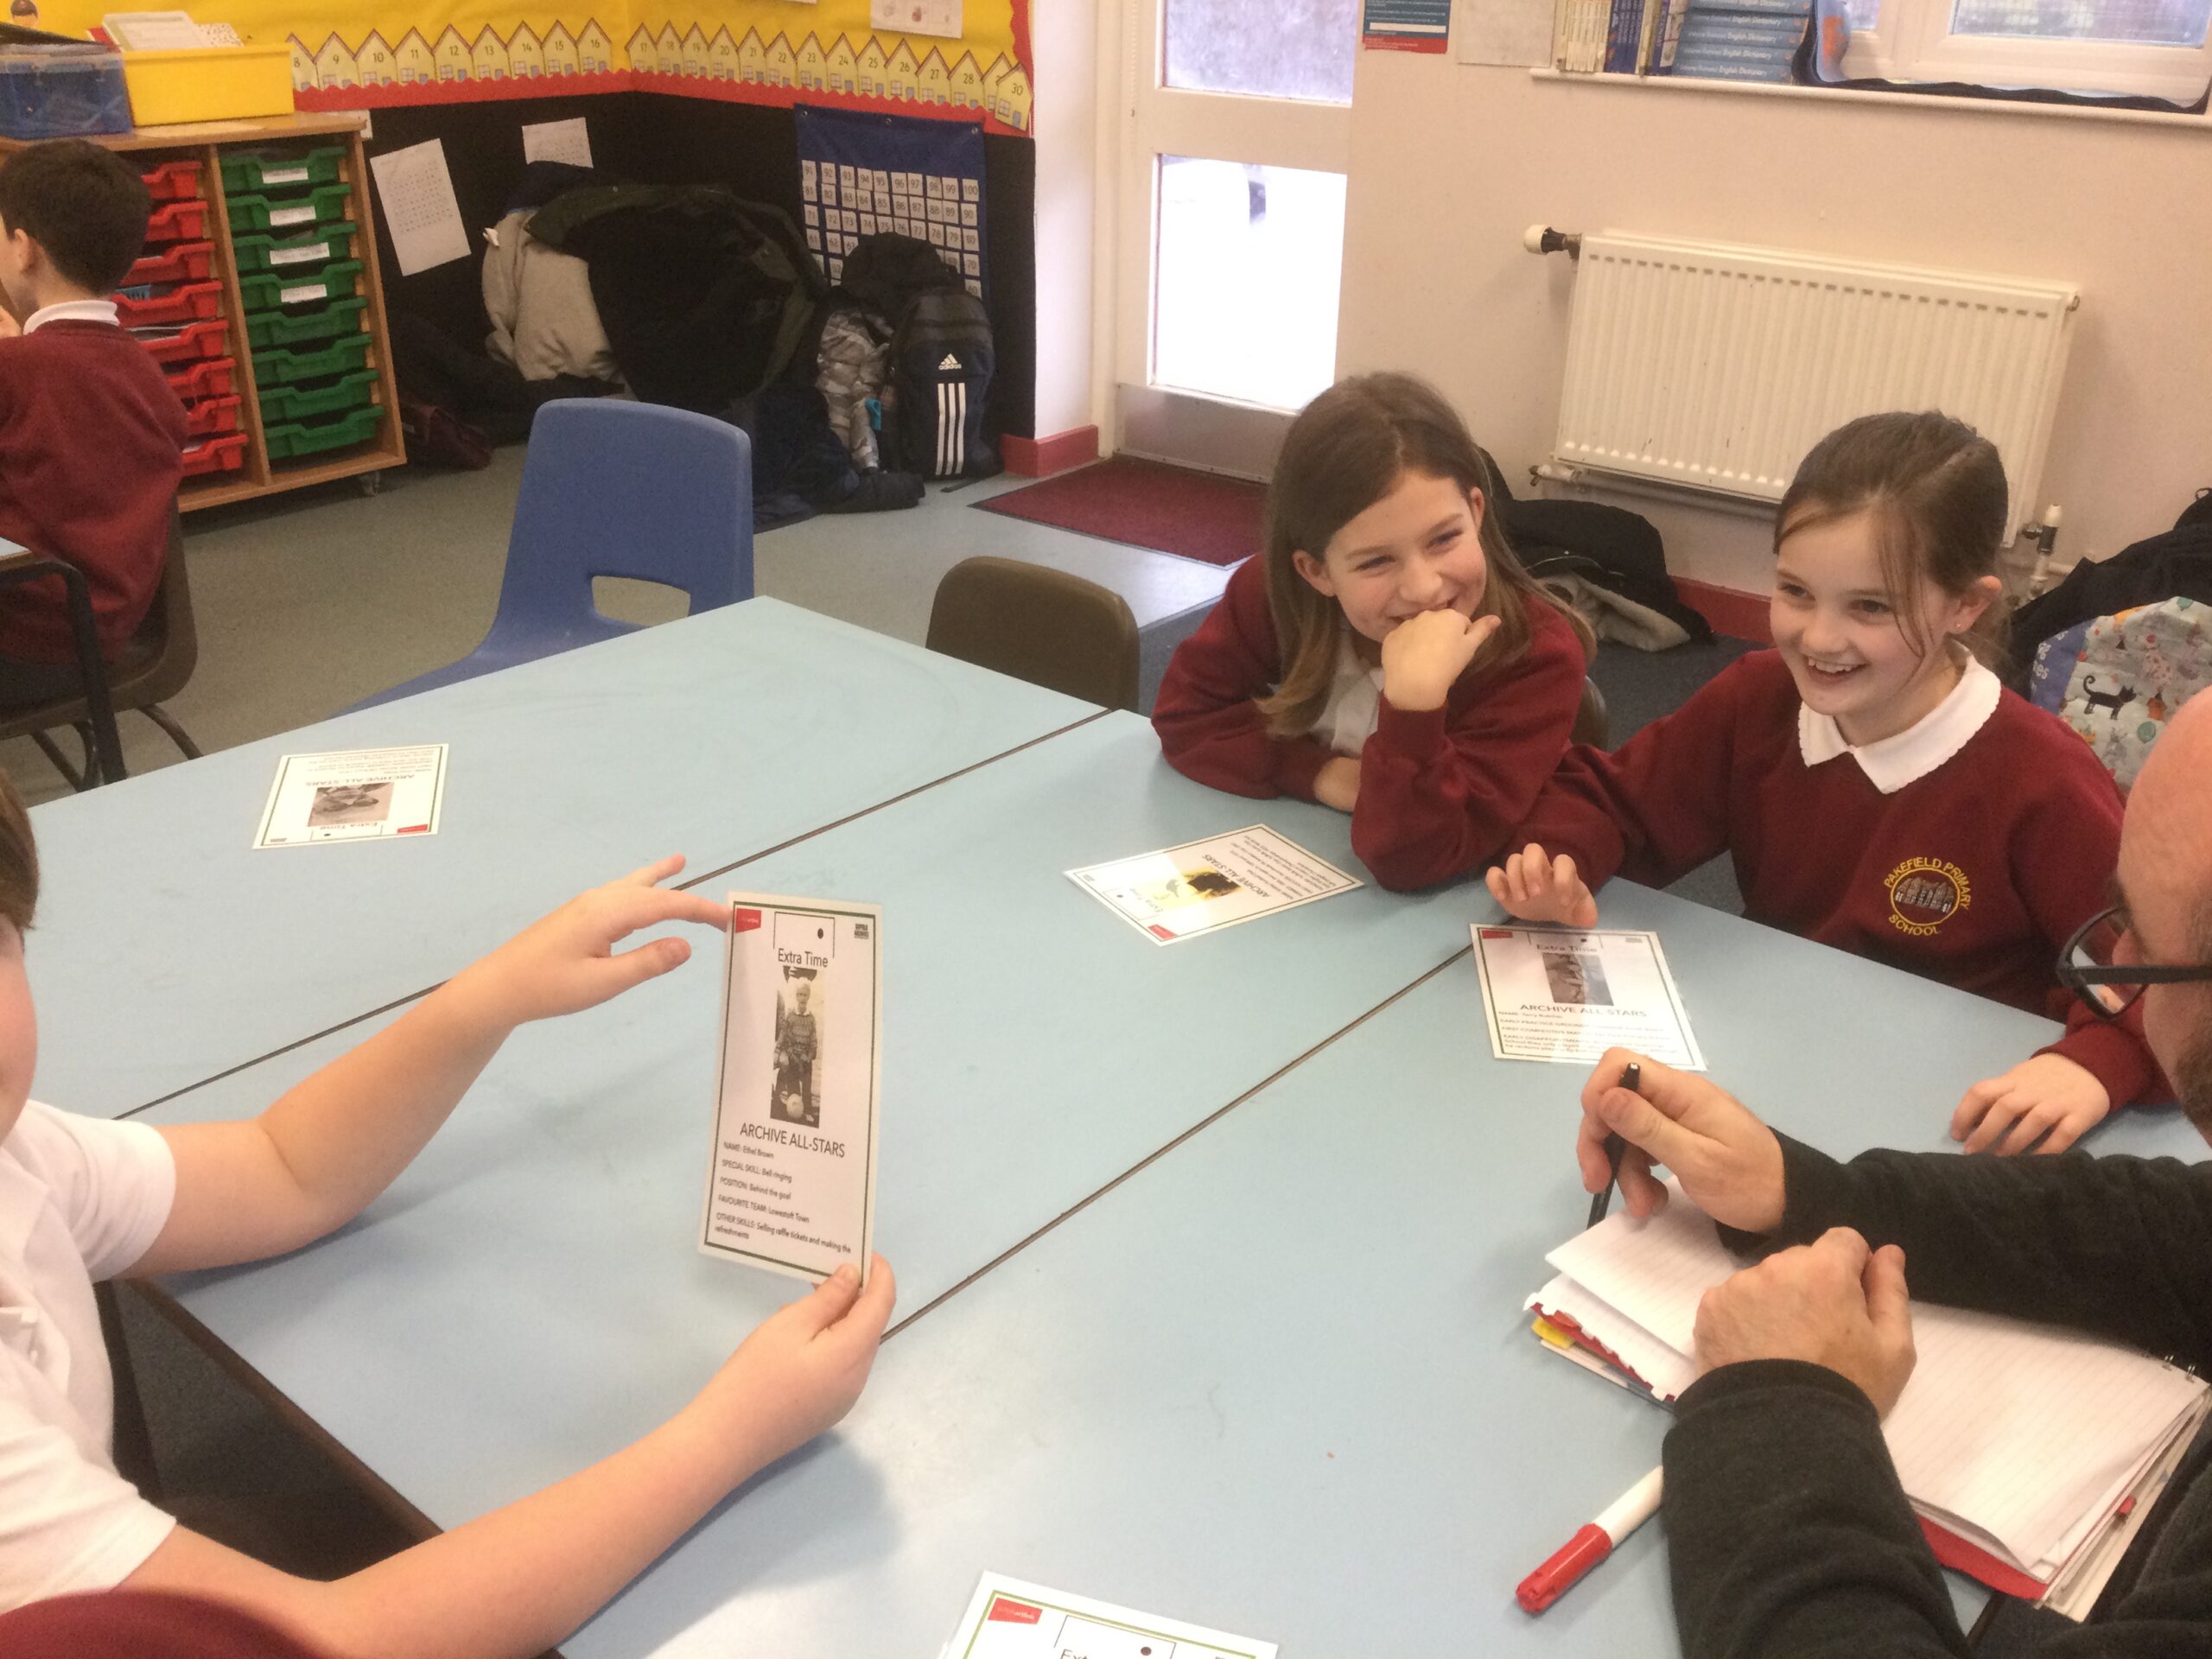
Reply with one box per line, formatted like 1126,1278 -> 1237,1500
0,652 -> 84,707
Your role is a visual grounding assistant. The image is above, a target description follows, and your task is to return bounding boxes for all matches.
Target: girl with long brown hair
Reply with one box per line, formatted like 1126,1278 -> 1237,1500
1152,372 -> 1592,892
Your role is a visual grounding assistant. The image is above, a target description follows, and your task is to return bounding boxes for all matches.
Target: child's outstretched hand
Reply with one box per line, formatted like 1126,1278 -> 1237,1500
1380,609 -> 1503,712
700,1255 -> 897,1470
1485,842 -> 1599,928
456,855 -> 730,1029
1950,1053 -> 2111,1154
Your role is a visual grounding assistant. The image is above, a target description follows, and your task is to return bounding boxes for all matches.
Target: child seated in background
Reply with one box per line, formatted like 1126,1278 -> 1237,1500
1152,372 -> 1594,892
0,773 -> 894,1656
0,139 -> 185,703
1486,410 -> 2164,1154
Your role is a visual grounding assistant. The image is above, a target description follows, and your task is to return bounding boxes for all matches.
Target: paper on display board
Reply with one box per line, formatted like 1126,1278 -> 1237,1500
940,1573 -> 1276,1659
1471,924 -> 1707,1068
252,745 -> 447,849
700,894 -> 880,1286
1067,826 -> 1361,945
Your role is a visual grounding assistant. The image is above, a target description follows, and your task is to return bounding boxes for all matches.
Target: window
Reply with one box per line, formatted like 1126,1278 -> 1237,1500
1842,0 -> 2212,98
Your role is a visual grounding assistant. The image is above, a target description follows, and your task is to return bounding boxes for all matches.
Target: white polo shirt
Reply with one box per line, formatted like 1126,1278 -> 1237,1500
0,1100 -> 177,1609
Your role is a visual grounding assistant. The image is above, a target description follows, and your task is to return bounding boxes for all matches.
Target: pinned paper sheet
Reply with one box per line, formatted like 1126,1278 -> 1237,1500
1455,0 -> 1557,64
367,140 -> 471,276
873,0 -> 963,38
521,118 -> 594,169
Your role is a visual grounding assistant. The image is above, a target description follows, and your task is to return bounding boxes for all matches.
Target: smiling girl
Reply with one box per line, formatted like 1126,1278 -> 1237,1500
1152,373 -> 1593,891
1486,410 -> 2164,1154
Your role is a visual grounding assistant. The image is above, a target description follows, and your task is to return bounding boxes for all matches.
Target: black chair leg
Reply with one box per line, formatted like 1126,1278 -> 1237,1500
29,728 -> 90,791
142,702 -> 201,761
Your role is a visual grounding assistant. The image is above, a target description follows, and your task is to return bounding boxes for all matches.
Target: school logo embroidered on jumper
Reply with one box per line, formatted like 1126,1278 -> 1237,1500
1886,856 -> 1971,937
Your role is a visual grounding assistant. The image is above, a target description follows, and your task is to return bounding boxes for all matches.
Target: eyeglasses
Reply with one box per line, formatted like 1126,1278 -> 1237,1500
2057,904 -> 2212,1021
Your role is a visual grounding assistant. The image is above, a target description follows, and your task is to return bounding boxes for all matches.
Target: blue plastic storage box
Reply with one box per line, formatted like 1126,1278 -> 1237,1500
0,45 -> 131,139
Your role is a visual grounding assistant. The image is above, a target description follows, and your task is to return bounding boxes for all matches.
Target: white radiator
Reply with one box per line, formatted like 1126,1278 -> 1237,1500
1551,232 -> 2078,531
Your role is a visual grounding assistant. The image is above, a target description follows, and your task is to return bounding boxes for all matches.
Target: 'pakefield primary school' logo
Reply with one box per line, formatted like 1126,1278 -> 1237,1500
1886,856 -> 1971,937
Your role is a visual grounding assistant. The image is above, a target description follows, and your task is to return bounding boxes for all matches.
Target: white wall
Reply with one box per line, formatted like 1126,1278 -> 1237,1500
1032,0 -> 1102,439
1337,60 -> 2212,592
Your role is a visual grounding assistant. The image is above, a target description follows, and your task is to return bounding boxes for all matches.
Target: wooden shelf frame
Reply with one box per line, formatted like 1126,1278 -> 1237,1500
0,113 -> 408,511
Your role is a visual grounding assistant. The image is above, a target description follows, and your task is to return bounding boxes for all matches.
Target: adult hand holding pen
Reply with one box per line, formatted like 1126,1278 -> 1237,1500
1575,1049 -> 1787,1234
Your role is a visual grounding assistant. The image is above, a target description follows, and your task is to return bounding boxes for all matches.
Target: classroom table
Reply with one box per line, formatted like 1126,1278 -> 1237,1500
525,887 -> 2206,1659
128,699 -> 2205,1655
26,597 -> 1096,1117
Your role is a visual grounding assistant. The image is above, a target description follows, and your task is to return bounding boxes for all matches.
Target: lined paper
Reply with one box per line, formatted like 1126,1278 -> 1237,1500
1536,1188 -> 2209,1578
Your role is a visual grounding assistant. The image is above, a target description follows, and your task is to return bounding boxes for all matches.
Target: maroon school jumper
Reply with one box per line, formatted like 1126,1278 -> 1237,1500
0,319 -> 186,664
1510,648 -> 2164,1107
1152,556 -> 1589,892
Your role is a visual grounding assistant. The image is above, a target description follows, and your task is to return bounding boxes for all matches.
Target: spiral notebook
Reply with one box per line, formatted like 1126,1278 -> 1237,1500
1526,1187 -> 2210,1615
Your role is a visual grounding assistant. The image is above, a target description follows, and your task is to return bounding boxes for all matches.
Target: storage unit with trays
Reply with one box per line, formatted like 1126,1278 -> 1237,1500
0,114 -> 404,510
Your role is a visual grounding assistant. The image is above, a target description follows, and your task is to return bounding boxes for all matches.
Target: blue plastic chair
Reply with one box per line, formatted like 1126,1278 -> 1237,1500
353,400 -> 753,709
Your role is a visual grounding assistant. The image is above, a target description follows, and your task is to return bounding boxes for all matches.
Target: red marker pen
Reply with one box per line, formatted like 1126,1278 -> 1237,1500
1516,1465 -> 1663,1614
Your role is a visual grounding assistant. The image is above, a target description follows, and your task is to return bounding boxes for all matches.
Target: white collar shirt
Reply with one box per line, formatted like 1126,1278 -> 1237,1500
1797,654 -> 2005,796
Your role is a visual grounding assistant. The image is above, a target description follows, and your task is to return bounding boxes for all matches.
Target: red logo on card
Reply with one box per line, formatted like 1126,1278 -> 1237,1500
397,825 -> 429,835
733,908 -> 763,931
1148,925 -> 1174,940
986,1598 -> 1042,1624
1479,928 -> 1515,938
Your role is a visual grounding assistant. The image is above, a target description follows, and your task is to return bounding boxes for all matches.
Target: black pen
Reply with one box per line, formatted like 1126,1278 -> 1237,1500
1587,1061 -> 1641,1229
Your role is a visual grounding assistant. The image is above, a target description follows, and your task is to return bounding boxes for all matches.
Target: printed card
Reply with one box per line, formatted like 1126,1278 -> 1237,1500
1471,924 -> 1707,1069
1067,826 -> 1360,944
943,1574 -> 1275,1659
252,745 -> 447,849
701,894 -> 881,1285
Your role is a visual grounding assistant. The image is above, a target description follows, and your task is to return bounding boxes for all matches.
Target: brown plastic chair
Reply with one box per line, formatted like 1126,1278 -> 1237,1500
0,507 -> 201,789
925,556 -> 1141,712
1573,677 -> 1609,747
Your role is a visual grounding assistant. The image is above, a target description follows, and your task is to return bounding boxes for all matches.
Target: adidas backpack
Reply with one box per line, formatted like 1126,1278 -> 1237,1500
890,285 -> 997,480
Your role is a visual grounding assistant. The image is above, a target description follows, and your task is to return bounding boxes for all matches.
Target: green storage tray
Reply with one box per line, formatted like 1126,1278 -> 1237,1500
238,260 -> 361,313
264,404 -> 383,461
232,221 -> 359,274
219,145 -> 346,196
252,329 -> 373,387
256,367 -> 377,423
243,296 -> 365,351
228,182 -> 353,234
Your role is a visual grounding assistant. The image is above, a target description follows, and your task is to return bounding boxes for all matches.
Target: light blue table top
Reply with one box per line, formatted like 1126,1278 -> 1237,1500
133,714 -> 2206,1658
544,887 -> 2202,1659
139,714 -> 1492,1509
29,598 -> 1094,1117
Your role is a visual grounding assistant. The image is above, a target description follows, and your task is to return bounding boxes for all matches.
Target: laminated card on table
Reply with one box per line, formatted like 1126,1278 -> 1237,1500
941,1573 -> 1276,1659
1067,825 -> 1360,945
1471,923 -> 1706,1068
700,893 -> 881,1286
251,745 -> 447,849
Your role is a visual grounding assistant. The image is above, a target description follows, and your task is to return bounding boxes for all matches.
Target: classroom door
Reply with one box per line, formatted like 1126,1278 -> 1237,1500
1111,0 -> 1357,478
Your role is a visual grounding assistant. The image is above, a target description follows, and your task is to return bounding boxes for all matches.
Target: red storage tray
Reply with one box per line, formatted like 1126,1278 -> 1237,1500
165,355 -> 235,400
124,240 -> 214,288
134,318 -> 229,368
140,159 -> 203,201
180,432 -> 247,478
143,198 -> 210,243
180,393 -> 241,437
113,280 -> 222,328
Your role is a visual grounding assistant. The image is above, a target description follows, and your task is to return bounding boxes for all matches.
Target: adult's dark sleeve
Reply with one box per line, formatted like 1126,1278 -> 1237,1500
1666,1360 -> 1969,1659
1731,1136 -> 2212,1371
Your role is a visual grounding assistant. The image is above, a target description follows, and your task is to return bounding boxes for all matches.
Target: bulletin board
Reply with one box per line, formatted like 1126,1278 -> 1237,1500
39,0 -> 1033,131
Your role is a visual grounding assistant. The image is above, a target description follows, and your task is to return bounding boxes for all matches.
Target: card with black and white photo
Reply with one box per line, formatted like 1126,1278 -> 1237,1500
1471,923 -> 1707,1069
701,894 -> 881,1286
252,745 -> 448,849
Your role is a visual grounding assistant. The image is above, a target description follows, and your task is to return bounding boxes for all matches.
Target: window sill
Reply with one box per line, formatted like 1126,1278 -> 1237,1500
1528,66 -> 2211,130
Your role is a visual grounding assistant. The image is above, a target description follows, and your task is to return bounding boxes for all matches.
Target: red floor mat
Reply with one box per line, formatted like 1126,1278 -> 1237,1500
976,457 -> 1265,567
